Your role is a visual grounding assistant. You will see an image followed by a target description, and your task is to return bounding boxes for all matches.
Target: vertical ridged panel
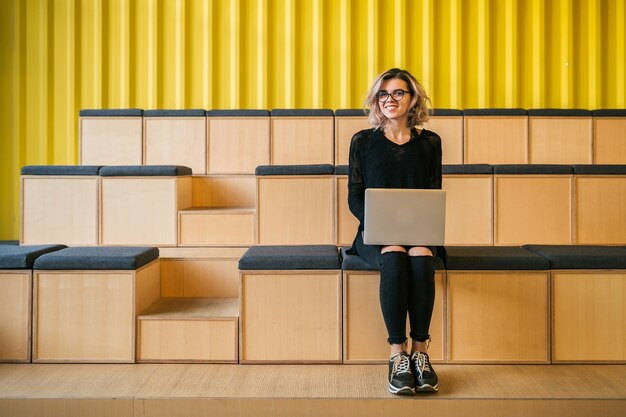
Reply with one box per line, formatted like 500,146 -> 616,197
0,0 -> 624,238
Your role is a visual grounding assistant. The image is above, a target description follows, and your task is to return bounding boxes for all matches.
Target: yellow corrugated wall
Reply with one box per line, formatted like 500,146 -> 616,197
0,0 -> 624,239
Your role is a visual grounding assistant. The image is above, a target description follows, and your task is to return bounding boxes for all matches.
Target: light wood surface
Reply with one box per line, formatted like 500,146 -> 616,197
464,116 -> 528,164
240,271 -> 342,362
271,117 -> 334,165
442,175 -> 493,245
575,176 -> 626,244
191,176 -> 256,208
144,117 -> 207,174
79,116 -> 143,166
495,175 -> 572,245
178,208 -> 255,246
336,176 -> 359,246
334,116 -> 370,165
158,247 -> 248,259
343,271 -> 445,363
0,271 -> 31,362
160,258 -> 240,298
101,177 -> 191,246
208,117 -> 270,173
137,298 -> 238,362
21,176 -> 99,245
529,117 -> 593,164
257,176 -> 336,245
134,261 -> 162,319
425,116 -> 464,165
447,271 -> 549,363
594,117 -> 626,164
552,271 -> 626,362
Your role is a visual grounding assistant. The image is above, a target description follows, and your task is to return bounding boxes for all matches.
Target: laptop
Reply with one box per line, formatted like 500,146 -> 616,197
363,188 -> 446,246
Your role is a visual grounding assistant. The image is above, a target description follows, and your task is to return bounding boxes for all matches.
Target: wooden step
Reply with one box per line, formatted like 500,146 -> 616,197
178,207 -> 255,246
137,298 -> 238,363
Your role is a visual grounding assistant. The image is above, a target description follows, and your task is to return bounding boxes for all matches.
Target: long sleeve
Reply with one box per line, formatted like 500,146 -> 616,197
429,134 -> 442,190
347,133 -> 365,226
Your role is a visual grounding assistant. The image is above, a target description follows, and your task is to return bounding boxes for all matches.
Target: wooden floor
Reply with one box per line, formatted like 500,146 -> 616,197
1,363 -> 625,417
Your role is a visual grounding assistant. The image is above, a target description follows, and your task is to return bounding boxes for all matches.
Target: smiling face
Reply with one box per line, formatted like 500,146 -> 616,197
378,78 -> 412,122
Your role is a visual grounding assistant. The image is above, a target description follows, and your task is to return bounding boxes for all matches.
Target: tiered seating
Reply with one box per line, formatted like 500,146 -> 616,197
592,109 -> 626,163
0,244 -> 65,362
270,109 -> 334,165
463,109 -> 528,164
528,109 -> 593,164
79,109 -> 143,165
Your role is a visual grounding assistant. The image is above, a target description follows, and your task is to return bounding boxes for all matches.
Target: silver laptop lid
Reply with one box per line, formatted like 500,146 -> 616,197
363,188 -> 446,246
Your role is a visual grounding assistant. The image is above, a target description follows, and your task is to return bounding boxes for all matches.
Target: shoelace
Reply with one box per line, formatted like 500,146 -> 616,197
392,354 -> 411,376
413,352 -> 431,378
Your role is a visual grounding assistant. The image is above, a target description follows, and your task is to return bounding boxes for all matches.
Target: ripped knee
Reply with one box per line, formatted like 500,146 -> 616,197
381,245 -> 407,255
408,246 -> 433,257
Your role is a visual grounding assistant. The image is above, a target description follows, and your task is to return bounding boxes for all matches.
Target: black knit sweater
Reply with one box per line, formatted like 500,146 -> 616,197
347,127 -> 443,235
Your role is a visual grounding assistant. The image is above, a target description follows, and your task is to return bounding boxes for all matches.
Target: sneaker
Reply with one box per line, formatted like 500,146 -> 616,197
388,352 -> 415,395
411,351 -> 438,392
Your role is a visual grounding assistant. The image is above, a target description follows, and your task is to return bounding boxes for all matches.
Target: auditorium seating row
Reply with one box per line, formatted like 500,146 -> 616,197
3,243 -> 625,365
79,108 -> 626,171
20,164 -> 626,247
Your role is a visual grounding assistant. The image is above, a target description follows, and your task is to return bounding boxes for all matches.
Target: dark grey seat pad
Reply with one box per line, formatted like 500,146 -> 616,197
34,247 -> 159,270
523,245 -> 626,269
445,246 -> 550,270
0,245 -> 67,269
239,245 -> 340,270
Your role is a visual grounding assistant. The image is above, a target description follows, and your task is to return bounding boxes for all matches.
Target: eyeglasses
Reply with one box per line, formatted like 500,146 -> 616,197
377,89 -> 411,102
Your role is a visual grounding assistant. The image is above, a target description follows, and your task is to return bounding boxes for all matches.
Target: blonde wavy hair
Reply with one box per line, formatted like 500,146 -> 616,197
365,68 -> 431,130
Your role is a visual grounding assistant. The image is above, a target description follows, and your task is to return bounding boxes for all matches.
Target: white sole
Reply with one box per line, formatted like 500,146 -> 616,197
415,383 -> 438,392
388,383 -> 415,395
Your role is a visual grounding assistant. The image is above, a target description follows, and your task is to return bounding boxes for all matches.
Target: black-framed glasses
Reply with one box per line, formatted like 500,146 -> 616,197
377,89 -> 411,102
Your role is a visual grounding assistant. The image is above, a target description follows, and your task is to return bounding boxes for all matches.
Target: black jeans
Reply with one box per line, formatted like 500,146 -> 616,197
355,232 -> 436,344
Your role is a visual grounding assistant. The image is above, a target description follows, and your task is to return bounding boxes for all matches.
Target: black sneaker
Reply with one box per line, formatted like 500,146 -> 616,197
388,352 -> 415,395
411,351 -> 438,392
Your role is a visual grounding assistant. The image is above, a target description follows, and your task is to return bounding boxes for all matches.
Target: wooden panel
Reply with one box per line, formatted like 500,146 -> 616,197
442,175 -> 493,245
144,117 -> 207,174
575,176 -> 626,244
495,175 -> 572,245
160,259 -> 240,298
448,271 -> 549,362
240,271 -> 342,362
257,177 -> 335,245
0,271 -> 31,362
464,116 -> 528,164
594,118 -> 626,164
334,116 -> 370,166
0,399 -> 134,417
158,247 -> 248,259
101,177 -> 186,246
424,116 -> 464,165
271,117 -> 334,165
343,271 -> 445,363
21,177 -> 99,245
208,117 -> 270,174
34,271 -> 135,362
179,209 -> 255,246
192,176 -> 256,208
135,261 -> 161,317
79,117 -> 143,166
553,271 -> 626,362
529,117 -> 592,164
336,176 -> 358,246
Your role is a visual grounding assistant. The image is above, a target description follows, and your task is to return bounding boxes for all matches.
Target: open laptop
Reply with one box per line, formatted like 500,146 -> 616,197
363,188 -> 446,246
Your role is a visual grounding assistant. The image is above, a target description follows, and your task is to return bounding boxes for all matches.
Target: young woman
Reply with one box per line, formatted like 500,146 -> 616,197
347,68 -> 442,395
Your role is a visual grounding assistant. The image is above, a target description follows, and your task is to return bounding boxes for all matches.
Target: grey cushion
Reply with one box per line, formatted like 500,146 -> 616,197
0,245 -> 67,269
0,241 -> 19,246
528,109 -> 591,117
144,109 -> 206,117
334,165 -> 349,175
34,246 -> 159,270
255,164 -> 334,176
21,165 -> 102,176
271,109 -> 334,117
431,109 -> 463,116
99,165 -> 192,176
334,109 -> 369,117
573,165 -> 626,175
340,247 -> 445,271
523,245 -> 626,269
493,165 -> 574,175
592,110 -> 626,117
239,245 -> 340,270
445,246 -> 550,270
443,164 -> 493,175
463,109 -> 527,116
79,109 -> 143,117
207,110 -> 269,117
